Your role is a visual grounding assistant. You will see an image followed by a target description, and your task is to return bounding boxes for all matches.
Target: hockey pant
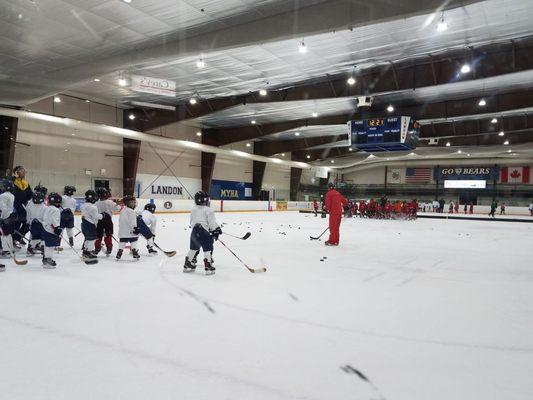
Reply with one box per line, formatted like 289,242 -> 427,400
188,224 -> 213,262
136,216 -> 154,247
327,213 -> 342,244
81,218 -> 97,252
119,237 -> 138,250
29,220 -> 45,247
96,213 -> 113,252
60,209 -> 75,238
42,229 -> 60,259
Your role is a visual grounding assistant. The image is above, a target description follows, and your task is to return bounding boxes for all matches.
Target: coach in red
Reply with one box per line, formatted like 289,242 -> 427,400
324,182 -> 348,246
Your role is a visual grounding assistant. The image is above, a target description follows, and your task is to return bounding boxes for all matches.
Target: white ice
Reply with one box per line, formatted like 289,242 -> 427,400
1,212 -> 532,400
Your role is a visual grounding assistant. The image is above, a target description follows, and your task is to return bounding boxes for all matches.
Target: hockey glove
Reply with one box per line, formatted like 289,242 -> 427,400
133,227 -> 140,235
211,227 -> 222,241
53,226 -> 63,236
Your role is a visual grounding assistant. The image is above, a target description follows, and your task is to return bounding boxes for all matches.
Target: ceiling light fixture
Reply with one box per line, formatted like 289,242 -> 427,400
85,99 -> 90,103
504,140 -> 509,145
437,17 -> 448,32
128,114 -> 135,120
348,147 -> 353,151
386,105 -> 394,113
306,155 -> 311,159
251,120 -> 256,124
347,77 -> 356,85
491,118 -> 498,124
460,63 -> 471,74
507,149 -> 512,153
312,112 -> 318,118
457,149 -> 462,154
498,131 -> 505,136
53,96 -> 61,103
446,141 -> 451,147
196,131 -> 202,137
118,78 -> 127,87
122,0 -> 132,3
93,78 -> 100,82
196,58 -> 205,69
259,89 -> 267,96
330,160 -> 334,164
281,153 -> 285,156
478,98 -> 486,106
294,132 -> 300,136
246,143 -> 251,147
298,40 -> 308,54
189,98 -> 197,105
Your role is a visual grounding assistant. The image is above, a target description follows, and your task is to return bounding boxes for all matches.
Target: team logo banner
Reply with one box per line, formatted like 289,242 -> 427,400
434,166 -> 499,181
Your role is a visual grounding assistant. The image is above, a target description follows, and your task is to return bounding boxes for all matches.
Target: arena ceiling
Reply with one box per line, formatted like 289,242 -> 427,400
2,0 -> 533,167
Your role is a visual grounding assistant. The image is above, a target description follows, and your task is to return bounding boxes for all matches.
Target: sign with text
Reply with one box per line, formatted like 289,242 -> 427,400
210,179 -> 253,200
444,180 -> 487,189
434,166 -> 499,181
131,75 -> 176,97
136,174 -> 201,199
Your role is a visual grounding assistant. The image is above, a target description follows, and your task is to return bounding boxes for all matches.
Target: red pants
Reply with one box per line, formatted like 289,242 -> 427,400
327,213 -> 342,244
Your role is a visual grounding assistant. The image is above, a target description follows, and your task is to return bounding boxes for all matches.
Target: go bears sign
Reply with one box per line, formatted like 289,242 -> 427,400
434,166 -> 499,180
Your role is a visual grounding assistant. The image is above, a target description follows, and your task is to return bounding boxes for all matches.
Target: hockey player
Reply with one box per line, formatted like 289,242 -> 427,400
80,190 -> 101,262
95,188 -> 120,255
11,166 -> 33,246
117,195 -> 140,260
183,191 -> 221,275
137,203 -> 157,255
61,186 -> 77,246
323,182 -> 347,246
0,179 -> 16,263
41,192 -> 63,268
26,191 -> 47,256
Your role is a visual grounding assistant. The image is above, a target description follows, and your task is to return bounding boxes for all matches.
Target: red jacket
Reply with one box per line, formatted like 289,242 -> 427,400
325,189 -> 348,216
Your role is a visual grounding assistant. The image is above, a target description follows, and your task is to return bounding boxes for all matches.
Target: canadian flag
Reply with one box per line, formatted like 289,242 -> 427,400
501,166 -> 530,183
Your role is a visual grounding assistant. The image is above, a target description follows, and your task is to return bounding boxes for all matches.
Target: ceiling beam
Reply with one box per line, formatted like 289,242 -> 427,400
254,135 -> 348,157
130,36 -> 533,132
204,90 -> 533,146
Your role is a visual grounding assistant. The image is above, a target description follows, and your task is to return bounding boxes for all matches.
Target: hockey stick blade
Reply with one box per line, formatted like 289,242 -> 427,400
224,232 -> 251,240
154,243 -> 176,257
247,266 -> 267,273
12,253 -> 28,265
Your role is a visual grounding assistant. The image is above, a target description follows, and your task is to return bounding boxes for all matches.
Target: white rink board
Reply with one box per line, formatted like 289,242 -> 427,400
1,212 -> 532,400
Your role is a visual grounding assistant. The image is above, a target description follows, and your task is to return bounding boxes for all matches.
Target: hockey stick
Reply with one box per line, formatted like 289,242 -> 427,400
1,228 -> 28,265
224,232 -> 251,241
218,239 -> 266,273
153,242 -> 176,257
60,236 -> 97,265
310,227 -> 329,240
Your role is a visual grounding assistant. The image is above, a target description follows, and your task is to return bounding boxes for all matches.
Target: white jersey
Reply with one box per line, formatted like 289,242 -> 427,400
530,203 -> 533,211
61,195 -> 77,212
26,202 -> 46,224
81,202 -> 102,226
119,207 -> 137,239
42,206 -> 61,234
141,210 -> 157,234
190,205 -> 218,232
96,199 -> 121,216
0,191 -> 15,220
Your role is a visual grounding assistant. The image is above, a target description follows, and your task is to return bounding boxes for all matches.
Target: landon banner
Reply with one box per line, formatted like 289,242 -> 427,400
434,166 -> 500,181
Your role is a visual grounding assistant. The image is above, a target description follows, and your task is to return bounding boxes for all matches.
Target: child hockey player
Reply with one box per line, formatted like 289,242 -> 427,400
183,191 -> 221,275
117,195 -> 140,260
80,190 -> 102,262
137,203 -> 157,255
95,188 -> 120,255
26,190 -> 47,256
61,186 -> 77,246
0,179 -> 16,270
41,192 -> 63,268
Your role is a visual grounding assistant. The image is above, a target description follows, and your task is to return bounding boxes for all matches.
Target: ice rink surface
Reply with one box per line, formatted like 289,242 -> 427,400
1,211 -> 532,400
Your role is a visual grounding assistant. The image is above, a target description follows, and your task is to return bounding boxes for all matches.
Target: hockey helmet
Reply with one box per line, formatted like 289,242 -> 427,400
95,187 -> 109,200
48,192 -> 62,207
32,191 -> 46,204
34,184 -> 48,196
194,190 -> 210,206
144,203 -> 156,213
64,185 -> 76,196
327,182 -> 336,189
0,178 -> 13,193
85,189 -> 98,203
13,165 -> 25,177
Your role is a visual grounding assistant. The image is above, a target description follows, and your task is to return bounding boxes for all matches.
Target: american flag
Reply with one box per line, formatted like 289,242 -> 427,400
405,168 -> 431,184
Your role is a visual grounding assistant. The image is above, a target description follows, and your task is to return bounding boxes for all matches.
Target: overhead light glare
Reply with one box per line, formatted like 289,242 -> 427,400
122,0 -> 132,3
128,114 -> 135,120
312,112 -> 318,118
348,147 -> 353,151
491,118 -> 498,124
498,131 -> 505,136
118,78 -> 127,87
93,78 -> 100,82
294,132 -> 300,136
298,41 -> 308,54
446,141 -> 451,147
54,96 -> 61,103
246,142 -> 251,147
347,77 -> 356,85
251,120 -> 256,125
386,105 -> 394,113
85,99 -> 90,103
507,149 -> 512,153
457,149 -> 462,154
189,98 -> 197,105
306,154 -> 311,159
478,98 -> 486,107
330,160 -> 335,164
196,58 -> 205,69
281,153 -> 285,156
437,18 -> 448,32
259,89 -> 267,96
196,131 -> 202,137
460,63 -> 471,74
504,140 -> 509,145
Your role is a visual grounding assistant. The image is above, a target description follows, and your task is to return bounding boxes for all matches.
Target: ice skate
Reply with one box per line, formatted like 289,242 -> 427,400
183,257 -> 196,273
132,249 -> 140,260
324,241 -> 338,246
27,246 -> 37,256
105,248 -> 112,257
116,249 -> 123,260
147,245 -> 158,255
69,237 -> 74,247
42,257 -> 57,269
0,264 -> 5,272
204,258 -> 215,275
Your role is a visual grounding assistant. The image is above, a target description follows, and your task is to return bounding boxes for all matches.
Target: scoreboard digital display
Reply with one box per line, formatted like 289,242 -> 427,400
347,116 -> 420,152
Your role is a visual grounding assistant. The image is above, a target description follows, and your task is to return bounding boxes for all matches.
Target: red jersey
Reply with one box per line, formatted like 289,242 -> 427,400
325,189 -> 348,216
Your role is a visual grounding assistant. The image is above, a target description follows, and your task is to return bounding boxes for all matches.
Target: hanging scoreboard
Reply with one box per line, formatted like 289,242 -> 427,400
347,116 -> 420,152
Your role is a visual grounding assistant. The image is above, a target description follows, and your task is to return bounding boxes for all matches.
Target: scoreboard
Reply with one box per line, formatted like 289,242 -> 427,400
347,116 -> 420,152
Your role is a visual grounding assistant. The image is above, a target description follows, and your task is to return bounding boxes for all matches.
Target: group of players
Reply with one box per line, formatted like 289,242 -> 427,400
314,196 -> 419,220
0,166 -> 222,275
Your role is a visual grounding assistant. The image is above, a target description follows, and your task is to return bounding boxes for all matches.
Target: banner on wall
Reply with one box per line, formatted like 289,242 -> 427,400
136,174 -> 201,199
388,168 -> 401,184
434,166 -> 499,181
314,167 -> 328,179
210,179 -> 253,200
